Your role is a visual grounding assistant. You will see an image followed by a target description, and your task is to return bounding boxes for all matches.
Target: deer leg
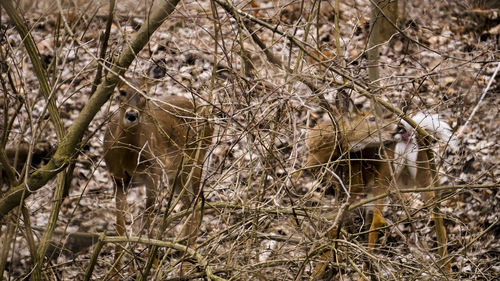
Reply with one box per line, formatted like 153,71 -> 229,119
367,162 -> 390,252
361,167 -> 389,281
416,152 -> 449,271
310,160 -> 365,280
368,204 -> 386,250
111,174 -> 130,278
144,173 -> 159,236
180,170 -> 201,246
176,163 -> 204,277
114,176 -> 128,255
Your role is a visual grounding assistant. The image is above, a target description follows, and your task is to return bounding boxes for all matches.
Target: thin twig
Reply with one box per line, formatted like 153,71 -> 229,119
457,61 -> 500,137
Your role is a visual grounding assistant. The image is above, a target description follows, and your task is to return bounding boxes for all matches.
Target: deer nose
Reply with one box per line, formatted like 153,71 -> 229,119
393,126 -> 410,141
124,110 -> 139,125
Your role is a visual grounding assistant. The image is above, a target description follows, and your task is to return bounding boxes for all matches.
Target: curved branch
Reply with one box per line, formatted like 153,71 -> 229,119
102,236 -> 228,281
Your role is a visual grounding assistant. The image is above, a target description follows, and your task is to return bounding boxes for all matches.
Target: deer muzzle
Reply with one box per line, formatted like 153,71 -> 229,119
124,108 -> 140,126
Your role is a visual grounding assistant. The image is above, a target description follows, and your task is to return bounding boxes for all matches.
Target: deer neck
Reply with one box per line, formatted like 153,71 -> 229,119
119,122 -> 142,150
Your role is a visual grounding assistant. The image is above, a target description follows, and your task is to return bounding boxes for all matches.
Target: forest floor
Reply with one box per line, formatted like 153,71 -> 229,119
1,0 -> 499,280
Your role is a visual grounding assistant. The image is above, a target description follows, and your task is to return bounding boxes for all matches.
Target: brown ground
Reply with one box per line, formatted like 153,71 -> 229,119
1,0 -> 499,280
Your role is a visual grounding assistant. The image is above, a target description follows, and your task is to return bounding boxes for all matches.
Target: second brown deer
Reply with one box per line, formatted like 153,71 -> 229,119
103,77 -> 212,270
306,102 -> 455,278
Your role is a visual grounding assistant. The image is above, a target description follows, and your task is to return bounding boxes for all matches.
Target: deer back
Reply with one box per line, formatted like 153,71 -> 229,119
306,110 -> 398,169
143,96 -> 212,179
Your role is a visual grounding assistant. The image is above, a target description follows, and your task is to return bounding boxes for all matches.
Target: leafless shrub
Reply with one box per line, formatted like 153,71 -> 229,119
1,0 -> 499,280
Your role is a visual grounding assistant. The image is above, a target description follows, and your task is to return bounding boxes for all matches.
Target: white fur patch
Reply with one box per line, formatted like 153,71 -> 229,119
402,112 -> 457,152
394,138 -> 418,180
395,112 -> 457,180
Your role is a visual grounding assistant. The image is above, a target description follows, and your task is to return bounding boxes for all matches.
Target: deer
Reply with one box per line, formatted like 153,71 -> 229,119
103,77 -> 213,273
305,100 -> 455,279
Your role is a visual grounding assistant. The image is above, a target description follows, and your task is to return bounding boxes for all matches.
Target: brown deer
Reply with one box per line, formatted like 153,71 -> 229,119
306,103 -> 455,279
103,77 -> 212,267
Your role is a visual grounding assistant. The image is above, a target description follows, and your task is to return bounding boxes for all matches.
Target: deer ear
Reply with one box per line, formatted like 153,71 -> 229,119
116,76 -> 126,89
335,89 -> 356,115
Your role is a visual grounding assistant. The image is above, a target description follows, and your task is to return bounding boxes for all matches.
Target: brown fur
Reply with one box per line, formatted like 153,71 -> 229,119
306,110 -> 447,279
103,78 -> 213,267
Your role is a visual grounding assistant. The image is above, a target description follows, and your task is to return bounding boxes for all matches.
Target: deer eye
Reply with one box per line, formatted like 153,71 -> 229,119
368,116 -> 376,122
119,90 -> 127,97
